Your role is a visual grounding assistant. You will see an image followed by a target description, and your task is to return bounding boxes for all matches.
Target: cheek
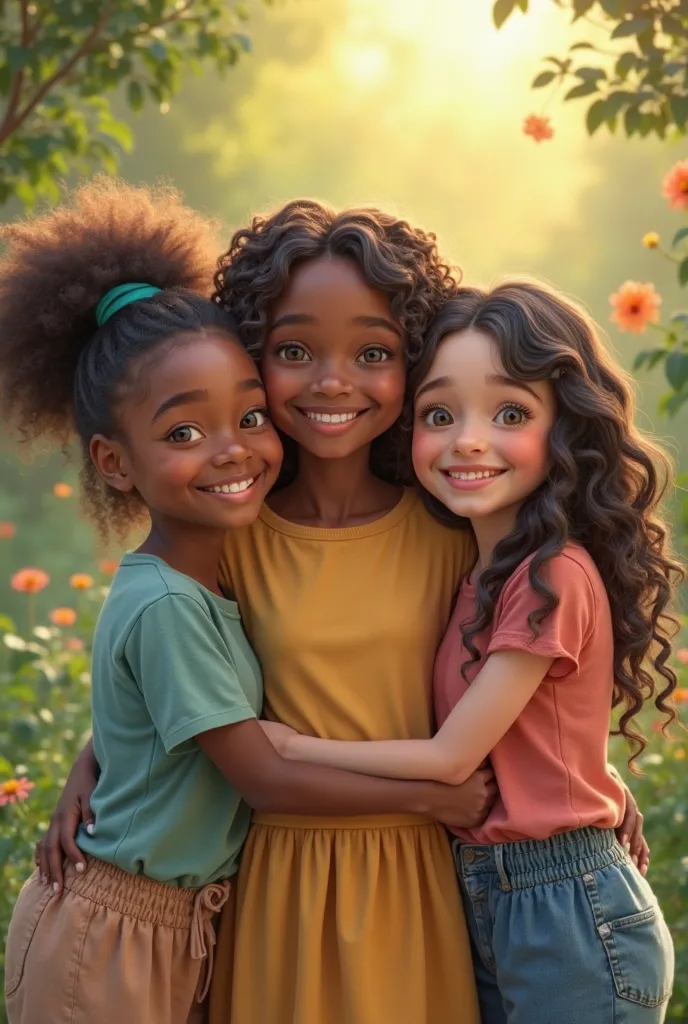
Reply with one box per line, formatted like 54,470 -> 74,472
255,428 -> 284,469
502,427 -> 551,477
411,428 -> 445,483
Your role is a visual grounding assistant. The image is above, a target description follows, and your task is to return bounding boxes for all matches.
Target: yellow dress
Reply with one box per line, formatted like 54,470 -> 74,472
209,489 -> 479,1024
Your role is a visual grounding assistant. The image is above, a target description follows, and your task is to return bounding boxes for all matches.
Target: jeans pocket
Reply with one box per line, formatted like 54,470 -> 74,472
595,886 -> 674,1008
4,871 -> 53,997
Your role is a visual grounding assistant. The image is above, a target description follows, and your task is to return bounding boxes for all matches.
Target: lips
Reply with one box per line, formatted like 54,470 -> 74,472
297,408 -> 368,424
197,474 -> 260,495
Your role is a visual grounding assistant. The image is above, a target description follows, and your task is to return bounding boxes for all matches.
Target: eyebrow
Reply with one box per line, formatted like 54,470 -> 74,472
486,373 -> 543,403
415,375 -> 453,400
269,313 -> 400,337
152,379 -> 263,423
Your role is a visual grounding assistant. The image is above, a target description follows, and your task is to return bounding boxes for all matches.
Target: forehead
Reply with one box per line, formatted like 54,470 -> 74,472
427,328 -> 502,377
271,255 -> 394,320
136,331 -> 257,394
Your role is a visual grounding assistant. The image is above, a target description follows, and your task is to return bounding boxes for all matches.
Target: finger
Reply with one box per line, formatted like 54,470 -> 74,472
629,811 -> 644,860
616,805 -> 633,849
81,798 -> 96,832
36,840 -> 50,887
638,838 -> 651,877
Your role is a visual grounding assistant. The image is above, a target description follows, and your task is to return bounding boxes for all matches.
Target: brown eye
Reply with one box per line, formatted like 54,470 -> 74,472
278,344 -> 310,362
241,409 -> 268,429
358,347 -> 390,364
421,407 -> 453,427
166,425 -> 204,443
494,406 -> 528,427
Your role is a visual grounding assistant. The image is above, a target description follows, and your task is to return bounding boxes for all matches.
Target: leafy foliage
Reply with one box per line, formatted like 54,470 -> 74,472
0,0 -> 262,209
493,0 -> 688,139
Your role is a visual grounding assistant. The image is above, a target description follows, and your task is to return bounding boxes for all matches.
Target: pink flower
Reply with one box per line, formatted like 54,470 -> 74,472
609,281 -> 661,334
662,160 -> 688,211
523,114 -> 554,142
0,777 -> 35,806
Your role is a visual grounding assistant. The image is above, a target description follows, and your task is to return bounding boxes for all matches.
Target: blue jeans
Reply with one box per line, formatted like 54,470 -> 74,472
453,827 -> 674,1024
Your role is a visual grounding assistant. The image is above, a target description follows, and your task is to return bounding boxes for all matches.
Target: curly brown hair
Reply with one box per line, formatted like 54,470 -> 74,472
213,199 -> 461,484
0,176 -> 235,539
413,281 -> 684,767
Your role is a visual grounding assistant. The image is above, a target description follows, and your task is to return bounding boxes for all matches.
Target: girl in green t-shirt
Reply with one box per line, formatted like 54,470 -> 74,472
0,179 -> 490,1024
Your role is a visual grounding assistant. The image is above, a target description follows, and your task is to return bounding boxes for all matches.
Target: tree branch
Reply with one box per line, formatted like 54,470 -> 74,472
0,1 -> 31,146
0,0 -> 112,144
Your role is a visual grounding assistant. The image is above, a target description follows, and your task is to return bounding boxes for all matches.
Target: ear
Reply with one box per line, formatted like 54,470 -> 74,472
90,434 -> 135,493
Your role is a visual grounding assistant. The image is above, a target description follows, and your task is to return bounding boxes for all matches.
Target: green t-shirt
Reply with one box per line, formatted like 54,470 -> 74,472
77,553 -> 262,887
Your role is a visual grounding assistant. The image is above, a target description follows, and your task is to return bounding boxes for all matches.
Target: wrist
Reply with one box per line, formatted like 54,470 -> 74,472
404,781 -> 441,817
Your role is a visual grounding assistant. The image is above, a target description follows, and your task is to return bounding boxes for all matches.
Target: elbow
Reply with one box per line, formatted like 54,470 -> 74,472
436,756 -> 473,787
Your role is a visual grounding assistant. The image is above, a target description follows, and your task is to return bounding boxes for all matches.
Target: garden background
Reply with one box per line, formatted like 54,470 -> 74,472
1,0 -> 687,1019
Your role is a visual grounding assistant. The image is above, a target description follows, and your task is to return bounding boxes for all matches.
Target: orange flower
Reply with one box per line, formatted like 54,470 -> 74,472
98,559 -> 119,575
66,637 -> 85,652
69,573 -> 94,590
49,607 -> 77,627
673,688 -> 688,704
11,568 -> 49,593
662,159 -> 688,211
523,114 -> 554,143
53,482 -> 73,498
609,281 -> 661,334
677,649 -> 688,665
0,777 -> 35,806
0,521 -> 16,540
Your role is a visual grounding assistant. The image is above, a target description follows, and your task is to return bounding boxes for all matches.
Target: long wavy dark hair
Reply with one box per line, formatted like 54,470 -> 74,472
412,281 -> 684,765
213,199 -> 460,485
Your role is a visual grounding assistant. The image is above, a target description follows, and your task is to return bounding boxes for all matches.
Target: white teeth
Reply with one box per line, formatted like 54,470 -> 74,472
447,470 -> 502,481
306,411 -> 358,424
207,478 -> 255,494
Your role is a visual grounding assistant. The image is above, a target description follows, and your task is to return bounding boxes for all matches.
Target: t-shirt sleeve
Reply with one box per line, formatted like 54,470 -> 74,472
124,594 -> 256,754
487,554 -> 596,678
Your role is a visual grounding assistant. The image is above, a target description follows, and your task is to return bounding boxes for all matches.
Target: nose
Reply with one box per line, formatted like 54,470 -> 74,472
310,359 -> 354,398
451,418 -> 489,456
211,438 -> 252,467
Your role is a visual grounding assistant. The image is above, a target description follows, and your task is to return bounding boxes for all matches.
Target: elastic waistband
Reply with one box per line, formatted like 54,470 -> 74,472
63,858 -> 228,929
252,812 -> 435,831
454,827 -> 625,890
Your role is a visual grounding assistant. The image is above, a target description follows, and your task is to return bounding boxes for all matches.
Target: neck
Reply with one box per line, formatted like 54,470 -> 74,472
470,505 -> 520,575
270,445 -> 401,527
137,518 -> 226,595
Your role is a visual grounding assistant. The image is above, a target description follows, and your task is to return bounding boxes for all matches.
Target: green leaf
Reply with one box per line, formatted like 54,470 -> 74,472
658,390 -> 688,416
569,42 -> 595,51
0,614 -> 16,633
624,103 -> 642,135
615,52 -> 639,78
611,17 -> 654,39
661,14 -> 684,37
672,227 -> 688,249
575,67 -> 606,82
586,98 -> 610,134
6,45 -> 30,73
565,80 -> 600,99
679,256 -> 688,286
633,349 -> 667,372
515,0 -> 528,10
532,70 -> 556,88
666,351 -> 688,391
127,80 -> 144,111
572,0 -> 594,18
493,0 -> 517,29
668,94 -> 688,129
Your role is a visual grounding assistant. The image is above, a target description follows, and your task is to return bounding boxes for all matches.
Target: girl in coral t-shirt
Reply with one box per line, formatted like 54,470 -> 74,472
264,280 -> 681,1022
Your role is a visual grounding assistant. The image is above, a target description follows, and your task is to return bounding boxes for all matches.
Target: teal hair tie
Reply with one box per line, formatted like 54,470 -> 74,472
95,282 -> 162,327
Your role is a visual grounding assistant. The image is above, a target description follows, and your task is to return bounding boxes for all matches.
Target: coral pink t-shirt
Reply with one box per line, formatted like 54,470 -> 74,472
434,543 -> 626,844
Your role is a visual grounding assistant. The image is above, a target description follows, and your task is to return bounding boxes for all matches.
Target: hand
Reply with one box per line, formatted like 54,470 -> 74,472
615,779 -> 649,876
35,752 -> 98,896
426,767 -> 497,829
259,720 -> 299,757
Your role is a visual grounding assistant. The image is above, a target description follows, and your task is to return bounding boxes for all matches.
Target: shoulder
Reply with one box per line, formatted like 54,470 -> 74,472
502,543 -> 601,611
406,491 -> 476,567
112,557 -> 214,636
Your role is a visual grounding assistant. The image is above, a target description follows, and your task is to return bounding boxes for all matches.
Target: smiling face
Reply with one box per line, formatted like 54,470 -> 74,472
91,331 -> 282,531
260,255 -> 406,460
412,327 -> 556,532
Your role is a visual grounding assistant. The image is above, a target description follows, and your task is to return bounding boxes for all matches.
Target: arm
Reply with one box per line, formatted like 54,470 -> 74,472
276,650 -> 552,785
196,717 -> 496,820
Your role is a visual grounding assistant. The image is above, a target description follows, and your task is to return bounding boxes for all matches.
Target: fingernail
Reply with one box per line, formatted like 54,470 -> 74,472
86,823 -> 95,836
624,842 -> 631,853
75,862 -> 85,874
41,874 -> 48,886
52,882 -> 60,893
632,854 -> 638,866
